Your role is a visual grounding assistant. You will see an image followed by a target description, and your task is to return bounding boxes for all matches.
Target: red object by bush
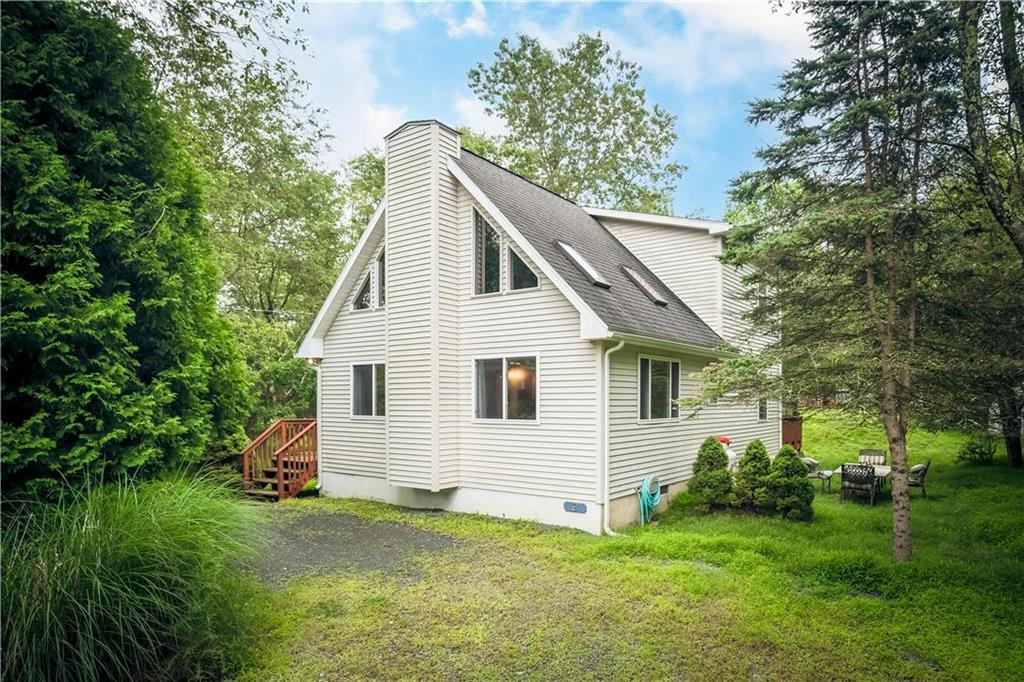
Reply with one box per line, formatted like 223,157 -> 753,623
717,435 -> 732,444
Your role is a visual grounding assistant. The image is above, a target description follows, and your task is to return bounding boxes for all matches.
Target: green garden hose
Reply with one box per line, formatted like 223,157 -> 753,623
637,475 -> 661,525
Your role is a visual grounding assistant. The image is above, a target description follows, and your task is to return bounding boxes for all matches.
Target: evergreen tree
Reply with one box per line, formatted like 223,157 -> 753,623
1,3 -> 248,490
734,439 -> 771,513
702,1 -> 963,561
688,436 -> 733,510
765,445 -> 815,521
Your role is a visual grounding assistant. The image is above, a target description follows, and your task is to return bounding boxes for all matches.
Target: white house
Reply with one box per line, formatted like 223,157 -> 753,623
297,120 -> 780,534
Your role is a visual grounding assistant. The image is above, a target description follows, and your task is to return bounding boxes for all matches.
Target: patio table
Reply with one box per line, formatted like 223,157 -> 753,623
843,463 -> 891,490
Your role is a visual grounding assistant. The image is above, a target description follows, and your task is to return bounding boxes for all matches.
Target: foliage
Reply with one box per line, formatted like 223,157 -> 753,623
228,314 -> 316,435
733,439 -> 771,512
340,148 -> 386,246
958,434 -> 997,465
1,2 -> 248,490
238,414 -> 1024,681
1,473 -> 265,682
688,436 -> 733,510
764,445 -> 815,521
468,33 -> 683,212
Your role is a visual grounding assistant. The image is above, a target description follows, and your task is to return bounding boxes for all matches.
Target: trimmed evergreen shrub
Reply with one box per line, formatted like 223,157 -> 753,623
689,436 -> 733,510
1,474 -> 265,681
734,439 -> 771,512
957,434 -> 996,465
765,445 -> 815,521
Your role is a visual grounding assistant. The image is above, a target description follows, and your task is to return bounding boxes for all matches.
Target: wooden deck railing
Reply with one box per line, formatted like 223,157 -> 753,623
241,418 -> 316,500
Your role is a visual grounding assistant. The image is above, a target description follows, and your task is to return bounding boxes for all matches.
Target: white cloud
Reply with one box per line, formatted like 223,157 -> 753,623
619,2 -> 812,92
453,94 -> 507,136
444,0 -> 489,38
290,34 -> 405,167
379,4 -> 415,33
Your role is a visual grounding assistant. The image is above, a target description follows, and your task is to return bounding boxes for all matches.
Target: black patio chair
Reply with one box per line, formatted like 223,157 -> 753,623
841,463 -> 877,505
908,459 -> 931,498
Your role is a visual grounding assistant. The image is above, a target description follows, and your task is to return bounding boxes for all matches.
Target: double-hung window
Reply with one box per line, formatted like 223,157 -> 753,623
474,209 -> 538,294
352,363 -> 385,417
475,355 -> 537,421
639,356 -> 680,421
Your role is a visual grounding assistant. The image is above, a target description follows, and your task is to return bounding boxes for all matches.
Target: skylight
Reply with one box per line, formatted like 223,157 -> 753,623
622,266 -> 668,306
557,241 -> 610,289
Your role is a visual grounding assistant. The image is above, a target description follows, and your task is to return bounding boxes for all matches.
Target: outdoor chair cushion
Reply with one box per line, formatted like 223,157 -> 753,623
858,448 -> 886,465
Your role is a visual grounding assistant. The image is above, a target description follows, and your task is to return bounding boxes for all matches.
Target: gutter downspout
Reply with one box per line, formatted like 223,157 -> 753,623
602,338 -> 626,536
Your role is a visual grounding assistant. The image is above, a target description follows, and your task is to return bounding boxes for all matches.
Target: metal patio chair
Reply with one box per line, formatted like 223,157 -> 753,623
841,463 -> 877,505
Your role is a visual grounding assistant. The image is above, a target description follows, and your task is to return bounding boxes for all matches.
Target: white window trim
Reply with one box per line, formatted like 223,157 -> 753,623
471,352 -> 541,424
350,361 -> 385,420
637,353 -> 681,425
470,207 -> 541,299
758,398 -> 769,422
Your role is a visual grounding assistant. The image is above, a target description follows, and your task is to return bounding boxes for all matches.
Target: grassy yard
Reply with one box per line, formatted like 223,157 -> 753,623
237,415 -> 1023,681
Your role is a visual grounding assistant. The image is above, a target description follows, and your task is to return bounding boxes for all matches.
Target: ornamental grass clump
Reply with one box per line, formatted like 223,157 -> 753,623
765,445 -> 815,521
1,473 -> 266,682
733,439 -> 771,513
688,436 -> 734,511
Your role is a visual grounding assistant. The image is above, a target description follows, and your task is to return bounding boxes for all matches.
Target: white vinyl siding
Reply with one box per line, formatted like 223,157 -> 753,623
384,123 -> 438,489
458,191 -> 599,501
608,345 -> 781,497
320,243 -> 387,479
600,218 -> 723,333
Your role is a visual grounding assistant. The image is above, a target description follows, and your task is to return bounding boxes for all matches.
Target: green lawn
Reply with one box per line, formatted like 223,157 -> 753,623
237,414 -> 1023,681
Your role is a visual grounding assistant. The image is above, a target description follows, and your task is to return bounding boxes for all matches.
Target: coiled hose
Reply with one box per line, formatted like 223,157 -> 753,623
637,475 -> 661,525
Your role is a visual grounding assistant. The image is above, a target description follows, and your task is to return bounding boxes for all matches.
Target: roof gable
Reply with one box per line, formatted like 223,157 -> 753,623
450,151 -> 722,350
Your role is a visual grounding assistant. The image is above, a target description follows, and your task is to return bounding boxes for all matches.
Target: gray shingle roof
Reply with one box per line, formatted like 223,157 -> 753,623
453,150 -> 723,349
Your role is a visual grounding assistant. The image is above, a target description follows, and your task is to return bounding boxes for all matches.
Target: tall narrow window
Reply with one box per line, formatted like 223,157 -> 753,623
639,355 -> 680,421
475,358 -> 504,419
506,357 -> 536,419
353,275 -> 371,310
475,211 -> 501,294
758,398 -> 768,421
377,250 -> 386,307
352,363 -> 385,417
509,248 -> 538,290
475,355 -> 538,421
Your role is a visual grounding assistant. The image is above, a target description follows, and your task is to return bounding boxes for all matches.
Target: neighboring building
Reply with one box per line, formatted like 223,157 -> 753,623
298,120 -> 780,533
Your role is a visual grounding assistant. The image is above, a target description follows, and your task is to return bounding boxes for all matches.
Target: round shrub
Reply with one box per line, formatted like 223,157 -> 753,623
765,444 -> 815,521
689,436 -> 733,510
734,439 -> 771,512
958,434 -> 996,465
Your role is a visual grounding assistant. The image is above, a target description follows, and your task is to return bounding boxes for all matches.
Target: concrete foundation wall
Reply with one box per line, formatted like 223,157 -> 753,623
608,480 -> 688,528
321,472 -> 602,534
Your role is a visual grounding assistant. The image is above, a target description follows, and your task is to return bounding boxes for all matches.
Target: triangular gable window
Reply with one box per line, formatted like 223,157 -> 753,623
353,275 -> 371,310
509,247 -> 538,290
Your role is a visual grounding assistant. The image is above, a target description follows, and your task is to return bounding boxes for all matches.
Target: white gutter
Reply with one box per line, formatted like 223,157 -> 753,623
602,338 -> 626,536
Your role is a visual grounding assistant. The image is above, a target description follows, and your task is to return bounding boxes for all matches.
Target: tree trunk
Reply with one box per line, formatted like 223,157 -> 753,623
958,1 -> 1024,261
997,391 -> 1023,468
883,413 -> 912,562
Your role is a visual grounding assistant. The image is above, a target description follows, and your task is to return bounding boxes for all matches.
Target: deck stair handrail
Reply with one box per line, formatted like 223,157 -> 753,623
242,418 -> 316,500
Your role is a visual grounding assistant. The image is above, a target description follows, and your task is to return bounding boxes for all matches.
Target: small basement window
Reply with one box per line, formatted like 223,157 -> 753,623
558,241 -> 610,288
353,275 -> 371,310
475,355 -> 537,421
509,247 -> 538,290
352,363 -> 385,417
639,356 -> 680,421
622,266 -> 667,306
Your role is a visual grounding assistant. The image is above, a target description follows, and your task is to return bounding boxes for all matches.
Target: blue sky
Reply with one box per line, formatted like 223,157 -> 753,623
288,1 -> 812,219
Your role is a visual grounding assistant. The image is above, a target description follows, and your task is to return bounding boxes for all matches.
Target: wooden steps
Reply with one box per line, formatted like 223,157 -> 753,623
241,419 -> 317,501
